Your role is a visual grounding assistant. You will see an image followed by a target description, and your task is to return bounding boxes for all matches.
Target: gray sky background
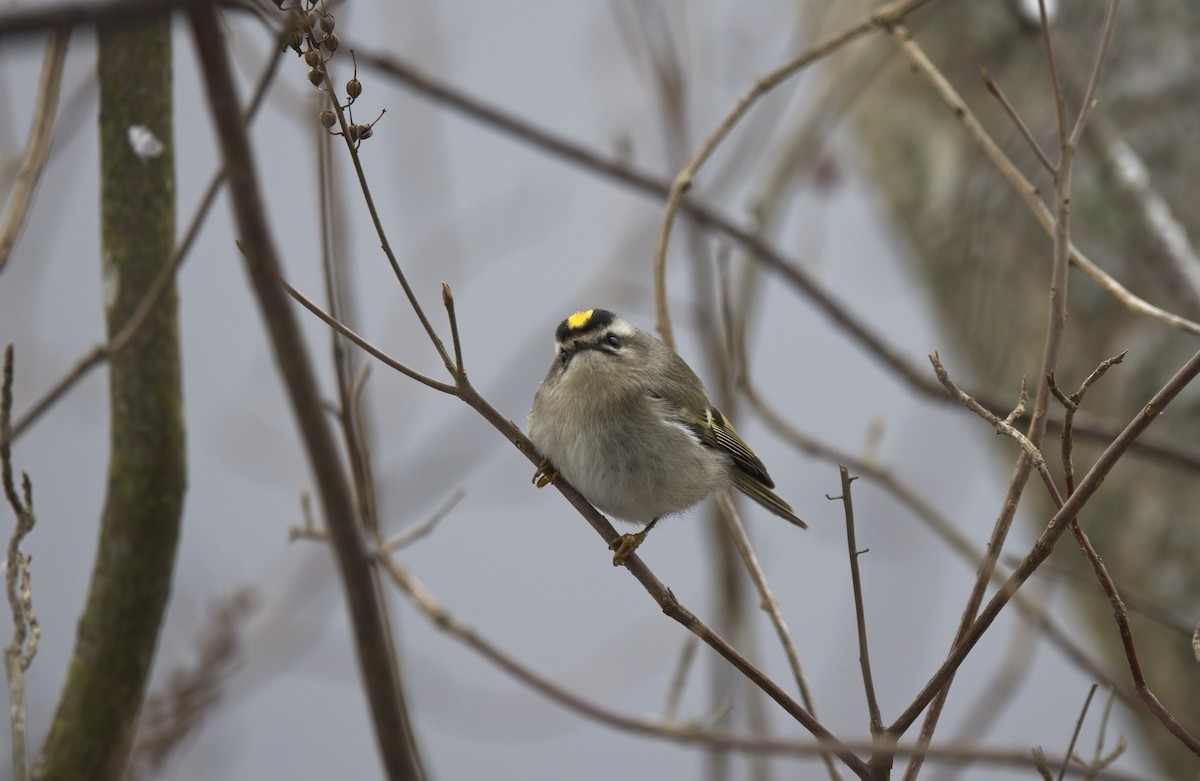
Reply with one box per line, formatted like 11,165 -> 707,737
0,1 -> 1159,779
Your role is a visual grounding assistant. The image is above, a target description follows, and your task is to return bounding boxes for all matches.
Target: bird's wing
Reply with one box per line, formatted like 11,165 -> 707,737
681,405 -> 775,488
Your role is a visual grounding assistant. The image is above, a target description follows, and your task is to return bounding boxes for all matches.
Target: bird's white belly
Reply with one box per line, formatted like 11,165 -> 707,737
532,400 -> 729,523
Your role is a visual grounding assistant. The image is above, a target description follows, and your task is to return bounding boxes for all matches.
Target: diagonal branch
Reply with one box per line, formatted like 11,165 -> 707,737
187,7 -> 425,779
0,27 -> 69,275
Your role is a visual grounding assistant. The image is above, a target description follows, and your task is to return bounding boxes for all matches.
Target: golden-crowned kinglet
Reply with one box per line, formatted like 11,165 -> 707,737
528,308 -> 806,564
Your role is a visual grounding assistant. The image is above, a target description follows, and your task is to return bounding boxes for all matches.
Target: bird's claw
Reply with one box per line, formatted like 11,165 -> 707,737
609,530 -> 648,567
532,459 -> 558,489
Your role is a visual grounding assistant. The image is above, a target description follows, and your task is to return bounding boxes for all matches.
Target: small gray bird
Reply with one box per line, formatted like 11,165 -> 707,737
528,308 -> 806,564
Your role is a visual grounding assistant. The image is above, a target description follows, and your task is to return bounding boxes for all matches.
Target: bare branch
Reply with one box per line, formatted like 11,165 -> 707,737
3,346 -> 38,781
829,469 -> 883,737
742,379 -> 1143,711
651,0 -> 940,346
929,354 -> 1049,480
188,7 -> 425,778
1059,686 -> 1098,781
1036,0 -> 1068,149
1067,0 -> 1121,148
891,344 -> 1200,735
0,28 -> 69,275
379,489 -> 465,554
282,281 -> 455,394
1069,521 -> 1200,755
373,535 -> 1146,779
663,635 -> 699,724
714,493 -> 842,780
979,65 -> 1053,175
442,283 -> 465,374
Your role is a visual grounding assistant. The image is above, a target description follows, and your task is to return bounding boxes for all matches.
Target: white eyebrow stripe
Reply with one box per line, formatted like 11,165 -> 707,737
608,319 -> 637,338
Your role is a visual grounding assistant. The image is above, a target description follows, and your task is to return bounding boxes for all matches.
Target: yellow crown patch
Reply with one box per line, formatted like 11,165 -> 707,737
567,309 -> 594,330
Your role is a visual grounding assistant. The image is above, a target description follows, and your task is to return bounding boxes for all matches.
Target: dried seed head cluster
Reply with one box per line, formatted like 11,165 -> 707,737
274,0 -> 383,150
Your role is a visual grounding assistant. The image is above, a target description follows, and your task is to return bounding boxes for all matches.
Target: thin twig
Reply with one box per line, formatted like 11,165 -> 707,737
714,493 -> 814,708
0,27 -> 69,275
830,467 -> 892,780
714,492 -> 843,778
1048,352 -> 1127,492
310,42 -> 454,375
830,469 -> 883,737
442,282 -> 464,373
1058,685 -> 1098,781
380,489 -> 465,553
1069,520 -> 1200,755
1083,689 -> 1124,781
2,346 -> 38,781
663,635 -> 698,724
651,0 -> 940,346
979,65 -> 1053,175
1066,0 -> 1121,149
282,281 -> 456,394
1037,0 -> 1068,150
1033,747 -> 1055,781
929,354 -> 1053,489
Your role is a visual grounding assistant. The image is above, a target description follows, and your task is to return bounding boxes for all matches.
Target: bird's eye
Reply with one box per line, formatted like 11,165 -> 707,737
606,334 -> 621,348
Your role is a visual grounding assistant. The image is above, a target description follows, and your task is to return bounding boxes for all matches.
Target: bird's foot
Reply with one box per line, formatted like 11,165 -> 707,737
532,459 -> 558,489
608,531 -> 648,567
608,518 -> 659,567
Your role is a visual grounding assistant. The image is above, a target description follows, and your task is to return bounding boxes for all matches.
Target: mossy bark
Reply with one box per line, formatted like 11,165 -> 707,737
36,16 -> 184,781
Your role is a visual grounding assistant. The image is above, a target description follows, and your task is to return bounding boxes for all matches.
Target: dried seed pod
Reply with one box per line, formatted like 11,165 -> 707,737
356,123 -> 373,140
307,67 -> 324,87
346,78 -> 362,99
285,29 -> 304,54
345,124 -> 360,143
304,48 -> 322,68
320,14 -> 335,33
319,110 -> 336,129
323,32 -> 340,53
